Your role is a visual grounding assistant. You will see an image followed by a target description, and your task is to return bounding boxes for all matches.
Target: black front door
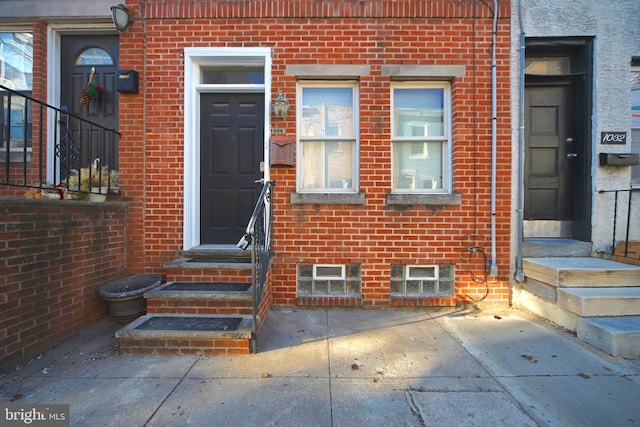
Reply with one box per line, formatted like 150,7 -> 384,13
60,35 -> 119,175
200,93 -> 264,244
524,84 -> 575,220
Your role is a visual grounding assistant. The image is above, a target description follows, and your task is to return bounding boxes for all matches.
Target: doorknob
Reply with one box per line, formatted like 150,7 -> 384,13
566,137 -> 574,143
567,153 -> 578,158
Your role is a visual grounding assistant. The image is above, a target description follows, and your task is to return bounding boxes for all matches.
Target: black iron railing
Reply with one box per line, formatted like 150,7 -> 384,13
1,84 -> 120,197
599,188 -> 640,262
237,179 -> 275,353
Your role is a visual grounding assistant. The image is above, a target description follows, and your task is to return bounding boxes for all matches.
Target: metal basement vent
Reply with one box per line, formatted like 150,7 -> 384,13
134,316 -> 242,332
164,282 -> 250,292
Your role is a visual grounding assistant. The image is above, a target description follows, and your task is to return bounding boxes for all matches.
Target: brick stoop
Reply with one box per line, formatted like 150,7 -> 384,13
116,314 -> 253,355
114,251 -> 258,356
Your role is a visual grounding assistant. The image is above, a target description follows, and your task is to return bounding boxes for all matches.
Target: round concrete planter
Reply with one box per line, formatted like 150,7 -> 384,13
99,274 -> 163,324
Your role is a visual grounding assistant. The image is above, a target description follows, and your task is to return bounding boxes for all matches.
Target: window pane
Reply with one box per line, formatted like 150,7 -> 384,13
393,142 -> 443,190
0,32 -> 33,90
394,89 -> 444,137
2,93 -> 32,149
75,47 -> 113,65
301,87 -> 353,137
300,140 -> 354,190
525,57 -> 570,75
202,66 -> 264,84
408,266 -> 437,279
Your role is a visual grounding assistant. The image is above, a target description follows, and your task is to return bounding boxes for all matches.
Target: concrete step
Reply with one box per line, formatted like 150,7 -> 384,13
557,287 -> 640,317
577,316 -> 640,358
523,257 -> 640,287
523,238 -> 592,258
145,282 -> 253,316
115,314 -> 254,356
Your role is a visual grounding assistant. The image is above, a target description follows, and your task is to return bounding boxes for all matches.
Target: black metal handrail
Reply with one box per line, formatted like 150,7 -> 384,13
599,188 -> 640,261
237,179 -> 275,353
1,84 -> 120,197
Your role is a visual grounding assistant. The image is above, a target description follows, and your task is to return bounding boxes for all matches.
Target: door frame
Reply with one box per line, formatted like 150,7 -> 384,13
183,47 -> 272,251
46,24 -> 117,184
523,37 -> 593,241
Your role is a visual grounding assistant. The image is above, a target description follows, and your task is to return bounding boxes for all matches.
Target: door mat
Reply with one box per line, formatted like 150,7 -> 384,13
186,258 -> 251,264
135,316 -> 242,331
164,282 -> 251,292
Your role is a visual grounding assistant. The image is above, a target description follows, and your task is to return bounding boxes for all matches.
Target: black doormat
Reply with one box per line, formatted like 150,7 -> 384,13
135,316 -> 242,332
186,258 -> 250,264
164,282 -> 250,292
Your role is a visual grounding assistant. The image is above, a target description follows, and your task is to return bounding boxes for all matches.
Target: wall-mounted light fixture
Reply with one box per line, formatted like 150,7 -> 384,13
111,4 -> 134,32
272,90 -> 290,119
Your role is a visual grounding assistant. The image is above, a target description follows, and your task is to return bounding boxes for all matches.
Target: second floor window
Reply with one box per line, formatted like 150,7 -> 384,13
391,82 -> 451,193
297,82 -> 359,193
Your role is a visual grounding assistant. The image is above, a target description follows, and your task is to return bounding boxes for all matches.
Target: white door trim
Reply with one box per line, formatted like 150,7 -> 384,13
46,24 -> 117,184
183,47 -> 272,250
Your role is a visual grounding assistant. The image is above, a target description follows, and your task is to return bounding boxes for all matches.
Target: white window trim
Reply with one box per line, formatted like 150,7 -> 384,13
296,80 -> 360,194
406,265 -> 439,280
183,47 -> 272,250
313,264 -> 346,280
390,81 -> 452,194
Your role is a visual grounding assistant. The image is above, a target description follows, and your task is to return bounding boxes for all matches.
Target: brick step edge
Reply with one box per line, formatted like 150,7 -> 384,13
145,282 -> 253,301
164,257 -> 252,270
115,315 -> 254,356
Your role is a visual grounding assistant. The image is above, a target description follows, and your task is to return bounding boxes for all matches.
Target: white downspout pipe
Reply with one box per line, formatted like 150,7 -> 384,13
515,0 -> 526,282
489,0 -> 499,277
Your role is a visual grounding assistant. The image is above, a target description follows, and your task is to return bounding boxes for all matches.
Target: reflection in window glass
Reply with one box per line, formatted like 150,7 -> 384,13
202,66 -> 264,84
298,84 -> 358,192
75,47 -> 113,65
524,57 -> 570,75
392,84 -> 450,192
0,32 -> 33,90
394,89 -> 444,137
301,87 -> 353,137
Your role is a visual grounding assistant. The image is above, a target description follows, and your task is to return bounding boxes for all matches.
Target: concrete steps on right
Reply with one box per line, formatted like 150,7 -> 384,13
557,287 -> 640,317
523,257 -> 640,287
577,316 -> 640,358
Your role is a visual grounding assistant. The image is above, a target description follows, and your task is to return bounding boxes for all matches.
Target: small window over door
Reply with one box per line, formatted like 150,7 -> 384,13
74,47 -> 114,65
525,57 -> 570,75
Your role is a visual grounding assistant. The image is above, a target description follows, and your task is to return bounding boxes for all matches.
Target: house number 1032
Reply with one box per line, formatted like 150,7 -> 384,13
601,131 -> 627,144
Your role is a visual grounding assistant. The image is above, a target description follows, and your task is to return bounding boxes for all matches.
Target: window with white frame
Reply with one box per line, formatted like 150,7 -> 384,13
1,31 -> 33,151
297,263 -> 361,296
390,264 -> 454,297
297,82 -> 358,192
391,82 -> 451,192
631,65 -> 640,187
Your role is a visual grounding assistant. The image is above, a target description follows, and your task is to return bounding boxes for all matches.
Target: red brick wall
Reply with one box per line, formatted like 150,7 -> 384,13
0,199 -> 127,371
119,0 -> 512,307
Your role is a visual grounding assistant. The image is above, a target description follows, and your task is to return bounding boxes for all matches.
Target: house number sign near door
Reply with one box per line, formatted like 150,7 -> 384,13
601,131 -> 627,144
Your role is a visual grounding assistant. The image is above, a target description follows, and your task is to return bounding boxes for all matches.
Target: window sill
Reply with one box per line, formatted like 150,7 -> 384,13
290,192 -> 366,205
385,192 -> 462,206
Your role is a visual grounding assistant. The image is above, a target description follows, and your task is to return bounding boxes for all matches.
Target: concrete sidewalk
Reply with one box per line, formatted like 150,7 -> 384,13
0,307 -> 638,426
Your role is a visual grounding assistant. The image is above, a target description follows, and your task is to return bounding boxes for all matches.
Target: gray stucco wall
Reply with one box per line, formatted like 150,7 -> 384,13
510,0 -> 640,262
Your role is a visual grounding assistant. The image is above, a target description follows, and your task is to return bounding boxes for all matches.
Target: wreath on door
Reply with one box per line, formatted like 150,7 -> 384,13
80,67 -> 104,107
